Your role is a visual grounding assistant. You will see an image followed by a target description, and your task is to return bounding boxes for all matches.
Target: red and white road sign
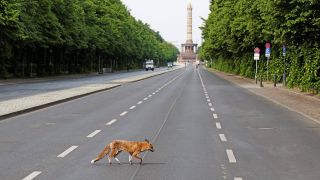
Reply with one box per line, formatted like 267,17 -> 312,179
265,43 -> 271,48
254,47 -> 260,60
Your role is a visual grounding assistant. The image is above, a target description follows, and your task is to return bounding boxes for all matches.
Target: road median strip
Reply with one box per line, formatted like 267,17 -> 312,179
0,84 -> 120,120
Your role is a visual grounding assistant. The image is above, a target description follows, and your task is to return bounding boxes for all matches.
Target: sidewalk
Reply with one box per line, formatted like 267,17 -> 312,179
0,67 -> 181,120
207,69 -> 320,124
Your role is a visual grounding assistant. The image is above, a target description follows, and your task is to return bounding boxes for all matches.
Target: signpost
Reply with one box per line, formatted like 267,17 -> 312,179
254,47 -> 260,84
265,43 -> 271,81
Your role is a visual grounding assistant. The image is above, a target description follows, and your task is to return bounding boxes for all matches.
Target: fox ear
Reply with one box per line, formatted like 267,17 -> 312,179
145,139 -> 149,143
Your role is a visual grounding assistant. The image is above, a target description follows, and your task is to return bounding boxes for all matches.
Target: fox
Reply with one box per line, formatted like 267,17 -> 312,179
91,139 -> 154,165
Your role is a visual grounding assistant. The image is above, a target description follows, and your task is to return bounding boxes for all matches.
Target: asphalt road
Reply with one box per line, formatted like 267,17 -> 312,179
0,68 -> 168,101
0,66 -> 320,180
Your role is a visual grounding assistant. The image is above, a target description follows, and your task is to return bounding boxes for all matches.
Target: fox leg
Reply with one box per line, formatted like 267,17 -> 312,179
113,150 -> 122,164
129,155 -> 132,165
91,145 -> 110,164
108,149 -> 120,165
132,152 -> 143,165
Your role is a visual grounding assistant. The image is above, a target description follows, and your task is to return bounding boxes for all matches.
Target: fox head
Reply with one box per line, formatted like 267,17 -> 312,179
144,139 -> 154,152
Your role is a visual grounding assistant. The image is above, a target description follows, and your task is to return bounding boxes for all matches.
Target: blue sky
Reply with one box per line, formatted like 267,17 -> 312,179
120,0 -> 210,48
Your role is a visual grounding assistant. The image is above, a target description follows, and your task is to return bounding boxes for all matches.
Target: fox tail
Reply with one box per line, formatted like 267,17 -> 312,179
91,144 -> 111,164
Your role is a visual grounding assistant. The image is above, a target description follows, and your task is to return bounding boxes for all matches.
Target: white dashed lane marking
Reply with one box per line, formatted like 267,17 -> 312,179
137,101 -> 143,105
226,149 -> 237,163
213,113 -> 218,119
148,95 -> 152,97
143,97 -> 148,100
57,146 -> 78,158
130,106 -> 136,110
106,119 -> 117,126
87,130 -> 101,138
120,111 -> 128,116
219,134 -> 227,142
198,68 -> 241,177
234,177 -> 243,180
216,122 -> 222,129
22,171 -> 42,180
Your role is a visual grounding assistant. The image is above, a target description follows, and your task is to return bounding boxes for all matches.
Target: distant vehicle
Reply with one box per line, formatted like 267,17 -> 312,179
145,60 -> 154,71
167,62 -> 173,68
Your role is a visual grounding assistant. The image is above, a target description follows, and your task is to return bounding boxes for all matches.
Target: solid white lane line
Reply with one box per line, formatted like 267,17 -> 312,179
87,130 -> 101,138
216,122 -> 222,129
130,106 -> 136,110
210,107 -> 215,112
213,113 -> 218,119
143,97 -> 148,100
120,111 -> 128,116
208,103 -> 212,106
219,134 -> 227,142
234,177 -> 243,180
137,101 -> 143,105
57,146 -> 78,158
106,119 -> 117,126
226,149 -> 237,163
22,171 -> 42,180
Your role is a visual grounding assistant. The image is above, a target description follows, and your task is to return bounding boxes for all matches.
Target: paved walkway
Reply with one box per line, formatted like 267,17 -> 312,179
0,67 -> 180,119
207,69 -> 320,124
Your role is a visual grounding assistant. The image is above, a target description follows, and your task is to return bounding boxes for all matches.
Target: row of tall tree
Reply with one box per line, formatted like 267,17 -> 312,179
0,0 -> 179,78
200,0 -> 320,92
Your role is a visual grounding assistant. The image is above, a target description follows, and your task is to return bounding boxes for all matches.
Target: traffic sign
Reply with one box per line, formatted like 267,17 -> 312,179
265,48 -> 271,58
254,47 -> 260,60
254,53 -> 260,60
254,47 -> 260,53
265,43 -> 271,48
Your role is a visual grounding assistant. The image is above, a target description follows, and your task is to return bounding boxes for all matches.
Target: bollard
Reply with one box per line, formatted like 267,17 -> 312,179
283,73 -> 286,86
274,74 -> 277,87
260,75 -> 264,87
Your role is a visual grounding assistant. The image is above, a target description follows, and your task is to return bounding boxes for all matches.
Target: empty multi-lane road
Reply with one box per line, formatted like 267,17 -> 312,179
1,67 -> 320,180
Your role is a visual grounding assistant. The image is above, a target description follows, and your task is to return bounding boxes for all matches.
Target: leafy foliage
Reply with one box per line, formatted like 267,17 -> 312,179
200,0 -> 320,93
0,0 -> 179,77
